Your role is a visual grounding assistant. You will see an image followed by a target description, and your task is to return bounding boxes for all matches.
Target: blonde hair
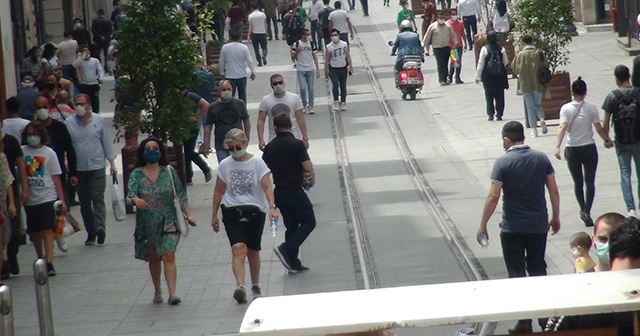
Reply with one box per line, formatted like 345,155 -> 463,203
569,231 -> 592,249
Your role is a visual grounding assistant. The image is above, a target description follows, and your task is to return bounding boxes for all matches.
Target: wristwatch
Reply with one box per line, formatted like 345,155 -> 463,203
270,204 -> 277,209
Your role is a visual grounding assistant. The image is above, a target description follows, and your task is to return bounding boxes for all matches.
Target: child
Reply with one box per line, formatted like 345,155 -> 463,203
569,231 -> 596,273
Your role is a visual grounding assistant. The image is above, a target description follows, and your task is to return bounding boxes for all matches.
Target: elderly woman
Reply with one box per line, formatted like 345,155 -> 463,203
128,137 -> 195,305
211,128 -> 278,304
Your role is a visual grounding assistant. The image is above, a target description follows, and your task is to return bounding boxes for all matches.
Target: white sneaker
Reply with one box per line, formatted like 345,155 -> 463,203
541,120 -> 548,134
333,101 -> 339,111
530,130 -> 538,138
340,102 -> 346,111
303,106 -> 308,114
308,107 -> 315,114
55,237 -> 69,253
629,209 -> 637,218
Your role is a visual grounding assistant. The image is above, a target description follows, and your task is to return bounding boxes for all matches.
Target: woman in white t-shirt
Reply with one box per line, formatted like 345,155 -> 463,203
211,128 -> 278,304
555,77 -> 613,227
21,121 -> 66,277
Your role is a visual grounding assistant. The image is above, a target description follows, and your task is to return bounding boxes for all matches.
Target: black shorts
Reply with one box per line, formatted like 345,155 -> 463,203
24,200 -> 56,233
221,204 -> 266,251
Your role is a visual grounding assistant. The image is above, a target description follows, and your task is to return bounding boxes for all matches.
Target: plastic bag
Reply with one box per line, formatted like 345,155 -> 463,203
52,201 -> 83,239
111,173 -> 126,222
450,48 -> 460,68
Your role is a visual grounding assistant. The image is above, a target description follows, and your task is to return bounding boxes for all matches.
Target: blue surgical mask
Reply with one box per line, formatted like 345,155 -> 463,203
231,148 -> 247,159
143,149 -> 161,164
594,241 -> 610,266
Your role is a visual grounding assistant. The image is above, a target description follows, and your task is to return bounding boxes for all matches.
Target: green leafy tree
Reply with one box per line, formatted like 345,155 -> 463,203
512,0 -> 574,73
114,0 -> 200,144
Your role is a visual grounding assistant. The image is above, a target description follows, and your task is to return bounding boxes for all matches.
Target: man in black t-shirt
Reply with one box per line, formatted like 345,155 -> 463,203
201,80 -> 250,163
262,113 -> 316,273
0,129 -> 28,279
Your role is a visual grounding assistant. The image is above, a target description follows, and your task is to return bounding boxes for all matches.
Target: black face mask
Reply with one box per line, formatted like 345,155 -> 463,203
46,83 -> 56,90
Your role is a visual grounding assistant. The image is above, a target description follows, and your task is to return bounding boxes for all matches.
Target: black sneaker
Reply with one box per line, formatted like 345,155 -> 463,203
1,266 -> 10,280
47,262 -> 57,277
85,235 -> 96,246
274,244 -> 293,271
496,116 -> 503,121
262,56 -> 267,65
580,211 -> 594,227
9,259 -> 19,275
97,227 -> 106,245
233,285 -> 247,303
488,115 -> 494,121
251,285 -> 264,300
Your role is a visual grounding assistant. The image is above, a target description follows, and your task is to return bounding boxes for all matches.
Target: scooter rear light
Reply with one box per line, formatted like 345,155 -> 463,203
398,71 -> 408,84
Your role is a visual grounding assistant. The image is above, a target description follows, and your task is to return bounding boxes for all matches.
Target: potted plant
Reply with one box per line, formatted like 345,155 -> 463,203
512,0 -> 574,121
114,0 -> 201,202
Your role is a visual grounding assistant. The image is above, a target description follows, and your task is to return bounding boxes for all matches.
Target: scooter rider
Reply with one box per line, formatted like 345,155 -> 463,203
391,20 -> 423,85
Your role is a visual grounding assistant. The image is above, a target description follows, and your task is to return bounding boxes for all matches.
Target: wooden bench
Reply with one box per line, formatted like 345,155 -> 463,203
239,269 -> 640,335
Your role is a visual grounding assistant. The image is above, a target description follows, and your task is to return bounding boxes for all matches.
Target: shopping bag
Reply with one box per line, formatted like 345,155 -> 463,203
52,201 -> 82,239
111,173 -> 126,222
450,48 -> 460,68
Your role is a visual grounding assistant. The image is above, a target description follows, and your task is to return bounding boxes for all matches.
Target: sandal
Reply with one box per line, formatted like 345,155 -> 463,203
153,294 -> 163,304
168,295 -> 181,305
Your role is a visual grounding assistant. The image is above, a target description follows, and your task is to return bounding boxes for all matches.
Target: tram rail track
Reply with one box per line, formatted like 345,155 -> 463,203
325,25 -> 495,335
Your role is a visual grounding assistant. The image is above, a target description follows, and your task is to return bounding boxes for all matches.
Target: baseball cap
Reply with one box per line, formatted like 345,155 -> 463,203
22,76 -> 35,84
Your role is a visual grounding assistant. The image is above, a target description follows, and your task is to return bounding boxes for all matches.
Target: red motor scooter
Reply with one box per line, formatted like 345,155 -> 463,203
396,55 -> 424,100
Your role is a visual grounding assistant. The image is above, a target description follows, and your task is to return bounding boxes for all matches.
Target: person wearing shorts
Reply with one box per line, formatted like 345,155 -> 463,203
21,121 -> 67,277
211,128 -> 278,304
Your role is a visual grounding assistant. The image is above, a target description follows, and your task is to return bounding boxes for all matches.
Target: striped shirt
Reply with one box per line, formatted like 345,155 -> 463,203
64,113 -> 116,171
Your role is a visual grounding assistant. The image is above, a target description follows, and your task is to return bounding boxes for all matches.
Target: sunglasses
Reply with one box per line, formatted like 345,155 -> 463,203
144,146 -> 159,152
271,81 -> 284,86
228,145 -> 243,152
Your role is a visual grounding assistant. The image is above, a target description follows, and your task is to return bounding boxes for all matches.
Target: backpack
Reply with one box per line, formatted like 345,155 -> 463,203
537,51 -> 552,85
287,13 -> 303,36
612,87 -> 640,144
485,46 -> 505,76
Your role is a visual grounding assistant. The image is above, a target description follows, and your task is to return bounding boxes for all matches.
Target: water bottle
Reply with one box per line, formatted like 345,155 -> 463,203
478,233 -> 489,249
270,218 -> 277,237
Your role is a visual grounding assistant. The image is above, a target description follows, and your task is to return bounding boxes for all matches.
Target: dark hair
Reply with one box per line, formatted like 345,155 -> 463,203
27,46 -> 41,63
521,34 -> 533,44
335,1 -> 342,8
609,216 -> 640,264
274,112 -> 293,130
270,73 -> 284,84
323,0 -> 330,4
571,76 -> 587,96
63,30 -> 72,38
502,121 -> 525,142
496,0 -> 507,16
113,0 -> 120,6
42,45 -> 57,61
230,32 -> 241,41
569,231 -> 592,249
594,212 -> 626,233
486,30 -> 498,46
135,137 -> 169,167
330,28 -> 340,35
98,9 -> 105,15
302,28 -> 310,34
614,64 -> 630,82
22,121 -> 50,145
73,18 -> 82,24
6,97 -> 20,114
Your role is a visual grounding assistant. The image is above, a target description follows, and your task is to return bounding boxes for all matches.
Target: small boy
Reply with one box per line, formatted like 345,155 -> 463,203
569,231 -> 596,273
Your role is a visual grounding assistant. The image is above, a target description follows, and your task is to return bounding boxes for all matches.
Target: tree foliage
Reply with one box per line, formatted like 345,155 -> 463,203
114,0 -> 200,144
512,0 -> 574,73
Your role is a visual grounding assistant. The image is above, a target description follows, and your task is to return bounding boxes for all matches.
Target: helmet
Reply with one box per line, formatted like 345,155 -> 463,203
400,20 -> 413,31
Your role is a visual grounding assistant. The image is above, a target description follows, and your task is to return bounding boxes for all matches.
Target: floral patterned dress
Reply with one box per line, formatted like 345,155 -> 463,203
127,166 -> 188,261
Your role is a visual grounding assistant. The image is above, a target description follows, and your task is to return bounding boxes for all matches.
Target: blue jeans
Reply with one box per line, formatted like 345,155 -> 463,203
62,64 -> 80,95
215,146 -> 231,163
462,15 -> 477,49
297,70 -> 315,108
347,0 -> 356,10
228,77 -> 247,104
310,21 -> 321,50
340,33 -> 350,45
275,186 -> 316,266
614,140 -> 640,211
523,91 -> 543,129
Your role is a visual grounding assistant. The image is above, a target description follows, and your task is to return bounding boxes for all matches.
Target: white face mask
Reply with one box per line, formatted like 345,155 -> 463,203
75,104 -> 88,117
570,247 -> 581,259
220,90 -> 232,100
82,52 -> 90,60
331,36 -> 340,43
36,108 -> 50,121
451,15 -> 458,21
437,19 -> 445,24
272,84 -> 285,95
74,23 -> 82,29
27,135 -> 41,147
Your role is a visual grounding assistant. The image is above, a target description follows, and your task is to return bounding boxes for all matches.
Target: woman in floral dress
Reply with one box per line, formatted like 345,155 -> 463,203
128,137 -> 195,305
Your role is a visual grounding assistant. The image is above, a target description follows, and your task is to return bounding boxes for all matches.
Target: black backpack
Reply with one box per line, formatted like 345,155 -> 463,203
612,87 -> 640,144
485,46 -> 505,76
287,13 -> 303,36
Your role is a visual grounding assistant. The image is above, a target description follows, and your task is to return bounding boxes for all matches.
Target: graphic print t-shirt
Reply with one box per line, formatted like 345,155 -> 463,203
258,92 -> 303,141
21,145 -> 62,206
217,155 -> 270,209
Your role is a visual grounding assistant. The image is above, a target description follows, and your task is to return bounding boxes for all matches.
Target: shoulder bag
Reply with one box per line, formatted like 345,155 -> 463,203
566,101 -> 585,133
167,166 -> 189,237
